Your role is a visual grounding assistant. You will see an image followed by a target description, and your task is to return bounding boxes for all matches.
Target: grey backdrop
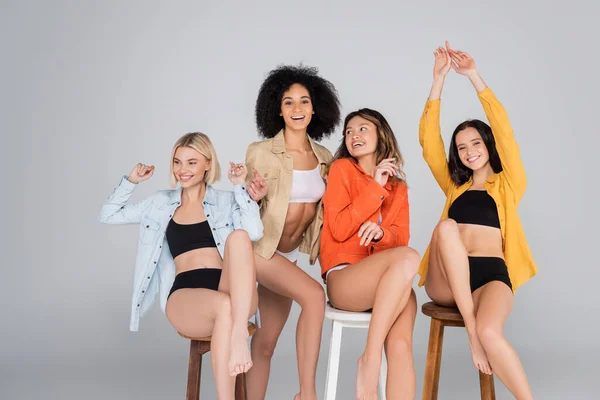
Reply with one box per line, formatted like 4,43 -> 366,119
3,0 -> 598,399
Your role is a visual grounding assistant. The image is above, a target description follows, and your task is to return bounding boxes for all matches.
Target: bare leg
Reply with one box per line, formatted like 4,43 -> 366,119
246,284 -> 293,400
219,230 -> 259,376
166,289 -> 235,400
327,246 -> 420,400
474,282 -> 534,399
384,289 -> 417,400
254,253 -> 325,400
424,219 -> 491,375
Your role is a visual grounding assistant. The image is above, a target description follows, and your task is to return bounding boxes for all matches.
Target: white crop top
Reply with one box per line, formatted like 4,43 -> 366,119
289,166 -> 325,203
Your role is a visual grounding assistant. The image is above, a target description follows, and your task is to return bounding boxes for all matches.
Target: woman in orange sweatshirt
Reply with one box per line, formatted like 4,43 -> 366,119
320,109 -> 420,400
418,42 -> 536,399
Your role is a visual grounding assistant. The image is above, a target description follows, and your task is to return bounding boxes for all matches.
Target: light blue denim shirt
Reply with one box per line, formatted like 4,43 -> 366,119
99,176 -> 263,331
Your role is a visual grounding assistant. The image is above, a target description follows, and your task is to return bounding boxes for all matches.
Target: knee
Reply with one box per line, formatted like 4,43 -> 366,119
299,281 -> 326,312
476,322 -> 502,349
253,331 -> 279,359
225,229 -> 251,249
385,336 -> 413,359
434,218 -> 459,238
390,247 -> 420,280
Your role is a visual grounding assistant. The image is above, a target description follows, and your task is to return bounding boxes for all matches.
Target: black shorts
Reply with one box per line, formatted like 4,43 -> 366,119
168,268 -> 222,299
468,256 -> 512,293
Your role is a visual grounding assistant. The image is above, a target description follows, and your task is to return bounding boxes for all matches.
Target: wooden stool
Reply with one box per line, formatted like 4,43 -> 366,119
421,302 -> 495,400
178,322 -> 257,400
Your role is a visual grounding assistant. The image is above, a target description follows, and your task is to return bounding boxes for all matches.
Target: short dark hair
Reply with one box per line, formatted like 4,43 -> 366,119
448,119 -> 503,185
255,64 -> 341,141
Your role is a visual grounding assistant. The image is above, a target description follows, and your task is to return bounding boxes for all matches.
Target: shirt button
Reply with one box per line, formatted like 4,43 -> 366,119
247,200 -> 251,203
217,243 -> 220,246
142,290 -> 145,293
147,276 -> 150,279
137,304 -> 140,307
153,261 -> 157,264
213,228 -> 216,231
225,223 -> 229,227
146,225 -> 150,228
380,196 -> 384,200
169,215 -> 172,218
207,214 -> 210,217
242,186 -> 245,190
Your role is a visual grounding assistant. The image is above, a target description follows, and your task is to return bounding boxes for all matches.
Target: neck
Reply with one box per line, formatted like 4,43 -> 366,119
181,182 -> 207,203
357,154 -> 377,177
283,127 -> 310,151
472,163 -> 494,185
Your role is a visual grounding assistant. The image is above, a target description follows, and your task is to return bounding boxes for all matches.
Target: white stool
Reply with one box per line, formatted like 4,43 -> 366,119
324,302 -> 387,400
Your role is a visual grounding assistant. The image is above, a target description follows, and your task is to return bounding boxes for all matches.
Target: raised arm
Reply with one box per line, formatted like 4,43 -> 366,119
419,44 -> 454,195
448,44 -> 527,201
228,162 -> 264,241
98,163 -> 155,224
244,143 -> 269,206
323,160 -> 389,242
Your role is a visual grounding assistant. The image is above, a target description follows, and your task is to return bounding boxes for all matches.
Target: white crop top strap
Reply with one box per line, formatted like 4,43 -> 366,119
289,166 -> 325,203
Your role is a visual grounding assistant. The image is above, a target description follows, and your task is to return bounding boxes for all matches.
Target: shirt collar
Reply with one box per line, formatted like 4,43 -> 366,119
167,184 -> 217,205
271,129 -> 327,164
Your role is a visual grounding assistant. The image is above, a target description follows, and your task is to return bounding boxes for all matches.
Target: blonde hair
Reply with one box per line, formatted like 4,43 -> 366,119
169,132 -> 221,188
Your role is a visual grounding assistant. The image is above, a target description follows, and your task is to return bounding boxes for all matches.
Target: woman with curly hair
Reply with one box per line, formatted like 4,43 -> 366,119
418,42 -> 536,399
244,64 -> 341,400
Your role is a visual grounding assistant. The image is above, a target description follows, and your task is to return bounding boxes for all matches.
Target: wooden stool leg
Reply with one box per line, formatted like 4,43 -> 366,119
479,371 -> 496,400
187,340 -> 210,400
422,318 -> 445,400
235,372 -> 247,400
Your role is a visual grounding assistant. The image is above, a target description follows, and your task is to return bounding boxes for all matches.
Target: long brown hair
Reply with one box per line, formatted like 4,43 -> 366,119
331,108 -> 406,183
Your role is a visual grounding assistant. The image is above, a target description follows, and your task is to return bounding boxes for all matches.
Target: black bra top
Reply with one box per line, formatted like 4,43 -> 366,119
166,219 -> 217,259
447,190 -> 501,229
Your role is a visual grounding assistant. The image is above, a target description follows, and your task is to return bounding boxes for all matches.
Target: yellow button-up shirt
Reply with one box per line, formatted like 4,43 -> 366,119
418,87 -> 537,291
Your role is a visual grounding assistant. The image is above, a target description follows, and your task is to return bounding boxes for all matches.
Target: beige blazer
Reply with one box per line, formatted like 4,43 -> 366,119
245,130 -> 333,264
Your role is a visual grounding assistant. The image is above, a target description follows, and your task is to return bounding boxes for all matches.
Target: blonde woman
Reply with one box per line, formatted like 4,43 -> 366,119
99,132 -> 264,400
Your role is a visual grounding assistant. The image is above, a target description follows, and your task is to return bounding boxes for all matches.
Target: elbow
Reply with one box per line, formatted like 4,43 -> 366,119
98,212 -> 109,224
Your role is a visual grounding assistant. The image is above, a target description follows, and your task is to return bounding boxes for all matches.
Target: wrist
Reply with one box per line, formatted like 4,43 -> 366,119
466,70 -> 481,81
127,176 -> 139,184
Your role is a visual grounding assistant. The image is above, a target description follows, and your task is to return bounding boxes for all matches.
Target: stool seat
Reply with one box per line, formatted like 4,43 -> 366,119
325,302 -> 373,323
178,322 -> 257,342
421,302 -> 464,322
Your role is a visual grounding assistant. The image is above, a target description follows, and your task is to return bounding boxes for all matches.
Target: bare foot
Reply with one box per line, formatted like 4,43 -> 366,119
356,354 -> 380,400
228,325 -> 252,376
467,330 -> 492,375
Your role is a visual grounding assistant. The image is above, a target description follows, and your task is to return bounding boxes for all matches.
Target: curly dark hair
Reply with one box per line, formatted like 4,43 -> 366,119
255,64 -> 341,141
448,119 -> 503,185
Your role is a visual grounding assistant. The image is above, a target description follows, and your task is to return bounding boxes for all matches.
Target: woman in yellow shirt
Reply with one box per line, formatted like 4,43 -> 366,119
418,42 -> 536,399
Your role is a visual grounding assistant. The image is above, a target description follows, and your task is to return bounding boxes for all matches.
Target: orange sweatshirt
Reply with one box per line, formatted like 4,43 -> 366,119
320,158 -> 410,280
